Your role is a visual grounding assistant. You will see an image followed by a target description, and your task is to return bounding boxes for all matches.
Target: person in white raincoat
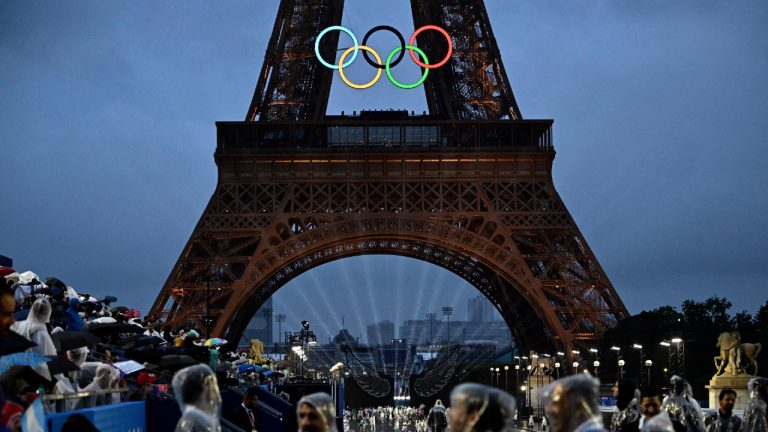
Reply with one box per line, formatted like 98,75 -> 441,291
11,297 -> 56,356
173,364 -> 222,432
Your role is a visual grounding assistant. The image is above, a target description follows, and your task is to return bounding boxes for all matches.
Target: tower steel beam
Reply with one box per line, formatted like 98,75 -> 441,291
411,0 -> 522,120
246,0 -> 344,121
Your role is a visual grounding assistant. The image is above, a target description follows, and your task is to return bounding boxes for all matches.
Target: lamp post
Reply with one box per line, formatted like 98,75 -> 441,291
618,359 -> 625,378
593,360 -> 600,376
589,348 -> 599,377
275,313 -> 286,352
671,337 -> 685,376
611,346 -> 622,379
504,365 -> 509,391
571,350 -> 581,375
442,307 -> 453,343
633,344 -> 644,384
660,341 -> 671,380
644,359 -> 653,385
489,367 -> 495,386
554,362 -> 561,379
495,367 -> 500,387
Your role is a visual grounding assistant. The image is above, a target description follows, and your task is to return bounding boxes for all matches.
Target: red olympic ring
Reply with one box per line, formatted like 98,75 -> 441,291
408,25 -> 453,69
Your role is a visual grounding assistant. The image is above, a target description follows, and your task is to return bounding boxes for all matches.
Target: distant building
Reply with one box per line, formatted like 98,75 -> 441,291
399,318 -> 513,348
468,295 -> 495,322
367,320 -> 395,345
244,297 -> 274,348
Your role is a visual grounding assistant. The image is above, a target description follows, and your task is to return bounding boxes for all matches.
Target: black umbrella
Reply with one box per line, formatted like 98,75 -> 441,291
101,296 -> 118,305
45,356 -> 80,375
0,330 -> 36,355
45,277 -> 67,290
158,355 -> 199,370
86,322 -> 144,338
121,335 -> 165,350
44,277 -> 67,297
51,331 -> 101,353
0,365 -> 52,387
125,348 -> 163,365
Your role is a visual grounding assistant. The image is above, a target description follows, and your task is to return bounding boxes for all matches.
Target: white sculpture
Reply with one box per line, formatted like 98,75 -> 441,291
715,331 -> 762,376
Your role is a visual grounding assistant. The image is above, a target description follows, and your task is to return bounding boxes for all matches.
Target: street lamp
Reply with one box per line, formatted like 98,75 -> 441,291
198,266 -> 222,339
495,367 -> 500,387
442,307 -> 454,343
660,341 -> 671,378
611,346 -> 622,379
504,365 -> 509,391
275,313 -> 286,351
554,362 -> 561,379
618,359 -> 626,378
633,344 -> 644,384
671,338 -> 685,376
490,367 -> 494,385
593,360 -> 600,376
644,359 -> 653,385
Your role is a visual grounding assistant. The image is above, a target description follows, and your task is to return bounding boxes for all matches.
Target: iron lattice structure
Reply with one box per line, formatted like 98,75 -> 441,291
245,0 -> 343,121
149,0 -> 628,353
411,0 -> 522,120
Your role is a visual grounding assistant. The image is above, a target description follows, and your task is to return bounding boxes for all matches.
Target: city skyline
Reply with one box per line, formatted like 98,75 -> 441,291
252,282 -> 509,346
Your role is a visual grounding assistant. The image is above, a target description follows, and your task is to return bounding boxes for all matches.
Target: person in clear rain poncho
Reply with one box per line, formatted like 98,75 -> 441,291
76,363 -> 121,408
11,297 -> 56,356
544,374 -> 608,432
660,376 -> 704,432
173,364 -> 222,432
743,377 -> 768,432
297,392 -> 338,432
448,383 -> 516,432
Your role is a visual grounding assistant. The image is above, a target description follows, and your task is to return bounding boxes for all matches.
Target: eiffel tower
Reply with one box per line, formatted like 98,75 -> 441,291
148,0 -> 628,353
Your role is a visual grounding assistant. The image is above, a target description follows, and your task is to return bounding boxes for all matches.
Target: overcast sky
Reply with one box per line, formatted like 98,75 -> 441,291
2,1 -> 766,341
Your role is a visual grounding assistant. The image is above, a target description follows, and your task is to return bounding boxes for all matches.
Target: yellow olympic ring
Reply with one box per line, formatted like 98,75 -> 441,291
338,45 -> 382,90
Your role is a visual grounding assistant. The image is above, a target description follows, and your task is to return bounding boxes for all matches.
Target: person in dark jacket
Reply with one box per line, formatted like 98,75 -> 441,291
226,387 -> 262,432
427,399 -> 448,432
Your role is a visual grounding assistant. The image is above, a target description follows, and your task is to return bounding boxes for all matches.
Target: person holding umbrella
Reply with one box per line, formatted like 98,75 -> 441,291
209,346 -> 220,372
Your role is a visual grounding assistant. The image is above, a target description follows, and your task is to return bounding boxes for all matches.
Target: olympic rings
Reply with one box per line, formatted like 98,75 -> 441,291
386,45 -> 429,89
362,25 -> 405,69
314,25 -> 453,89
338,45 -> 382,89
315,26 -> 359,70
408,25 -> 453,69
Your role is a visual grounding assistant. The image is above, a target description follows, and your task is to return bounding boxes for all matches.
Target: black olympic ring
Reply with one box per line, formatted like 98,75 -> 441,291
361,25 -> 405,69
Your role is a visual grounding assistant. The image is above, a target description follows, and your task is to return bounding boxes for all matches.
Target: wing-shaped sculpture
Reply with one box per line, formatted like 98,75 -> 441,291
413,346 -> 460,397
342,345 -> 391,398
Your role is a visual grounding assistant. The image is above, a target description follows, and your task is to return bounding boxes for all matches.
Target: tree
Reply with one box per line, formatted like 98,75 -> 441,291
731,311 -> 756,338
681,296 -> 733,330
756,301 -> 768,332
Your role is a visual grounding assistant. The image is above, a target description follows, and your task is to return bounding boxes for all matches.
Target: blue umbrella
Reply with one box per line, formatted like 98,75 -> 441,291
0,352 -> 48,376
238,364 -> 267,374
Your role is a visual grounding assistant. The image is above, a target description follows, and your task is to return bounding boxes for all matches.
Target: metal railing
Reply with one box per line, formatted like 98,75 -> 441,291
217,119 -> 554,153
